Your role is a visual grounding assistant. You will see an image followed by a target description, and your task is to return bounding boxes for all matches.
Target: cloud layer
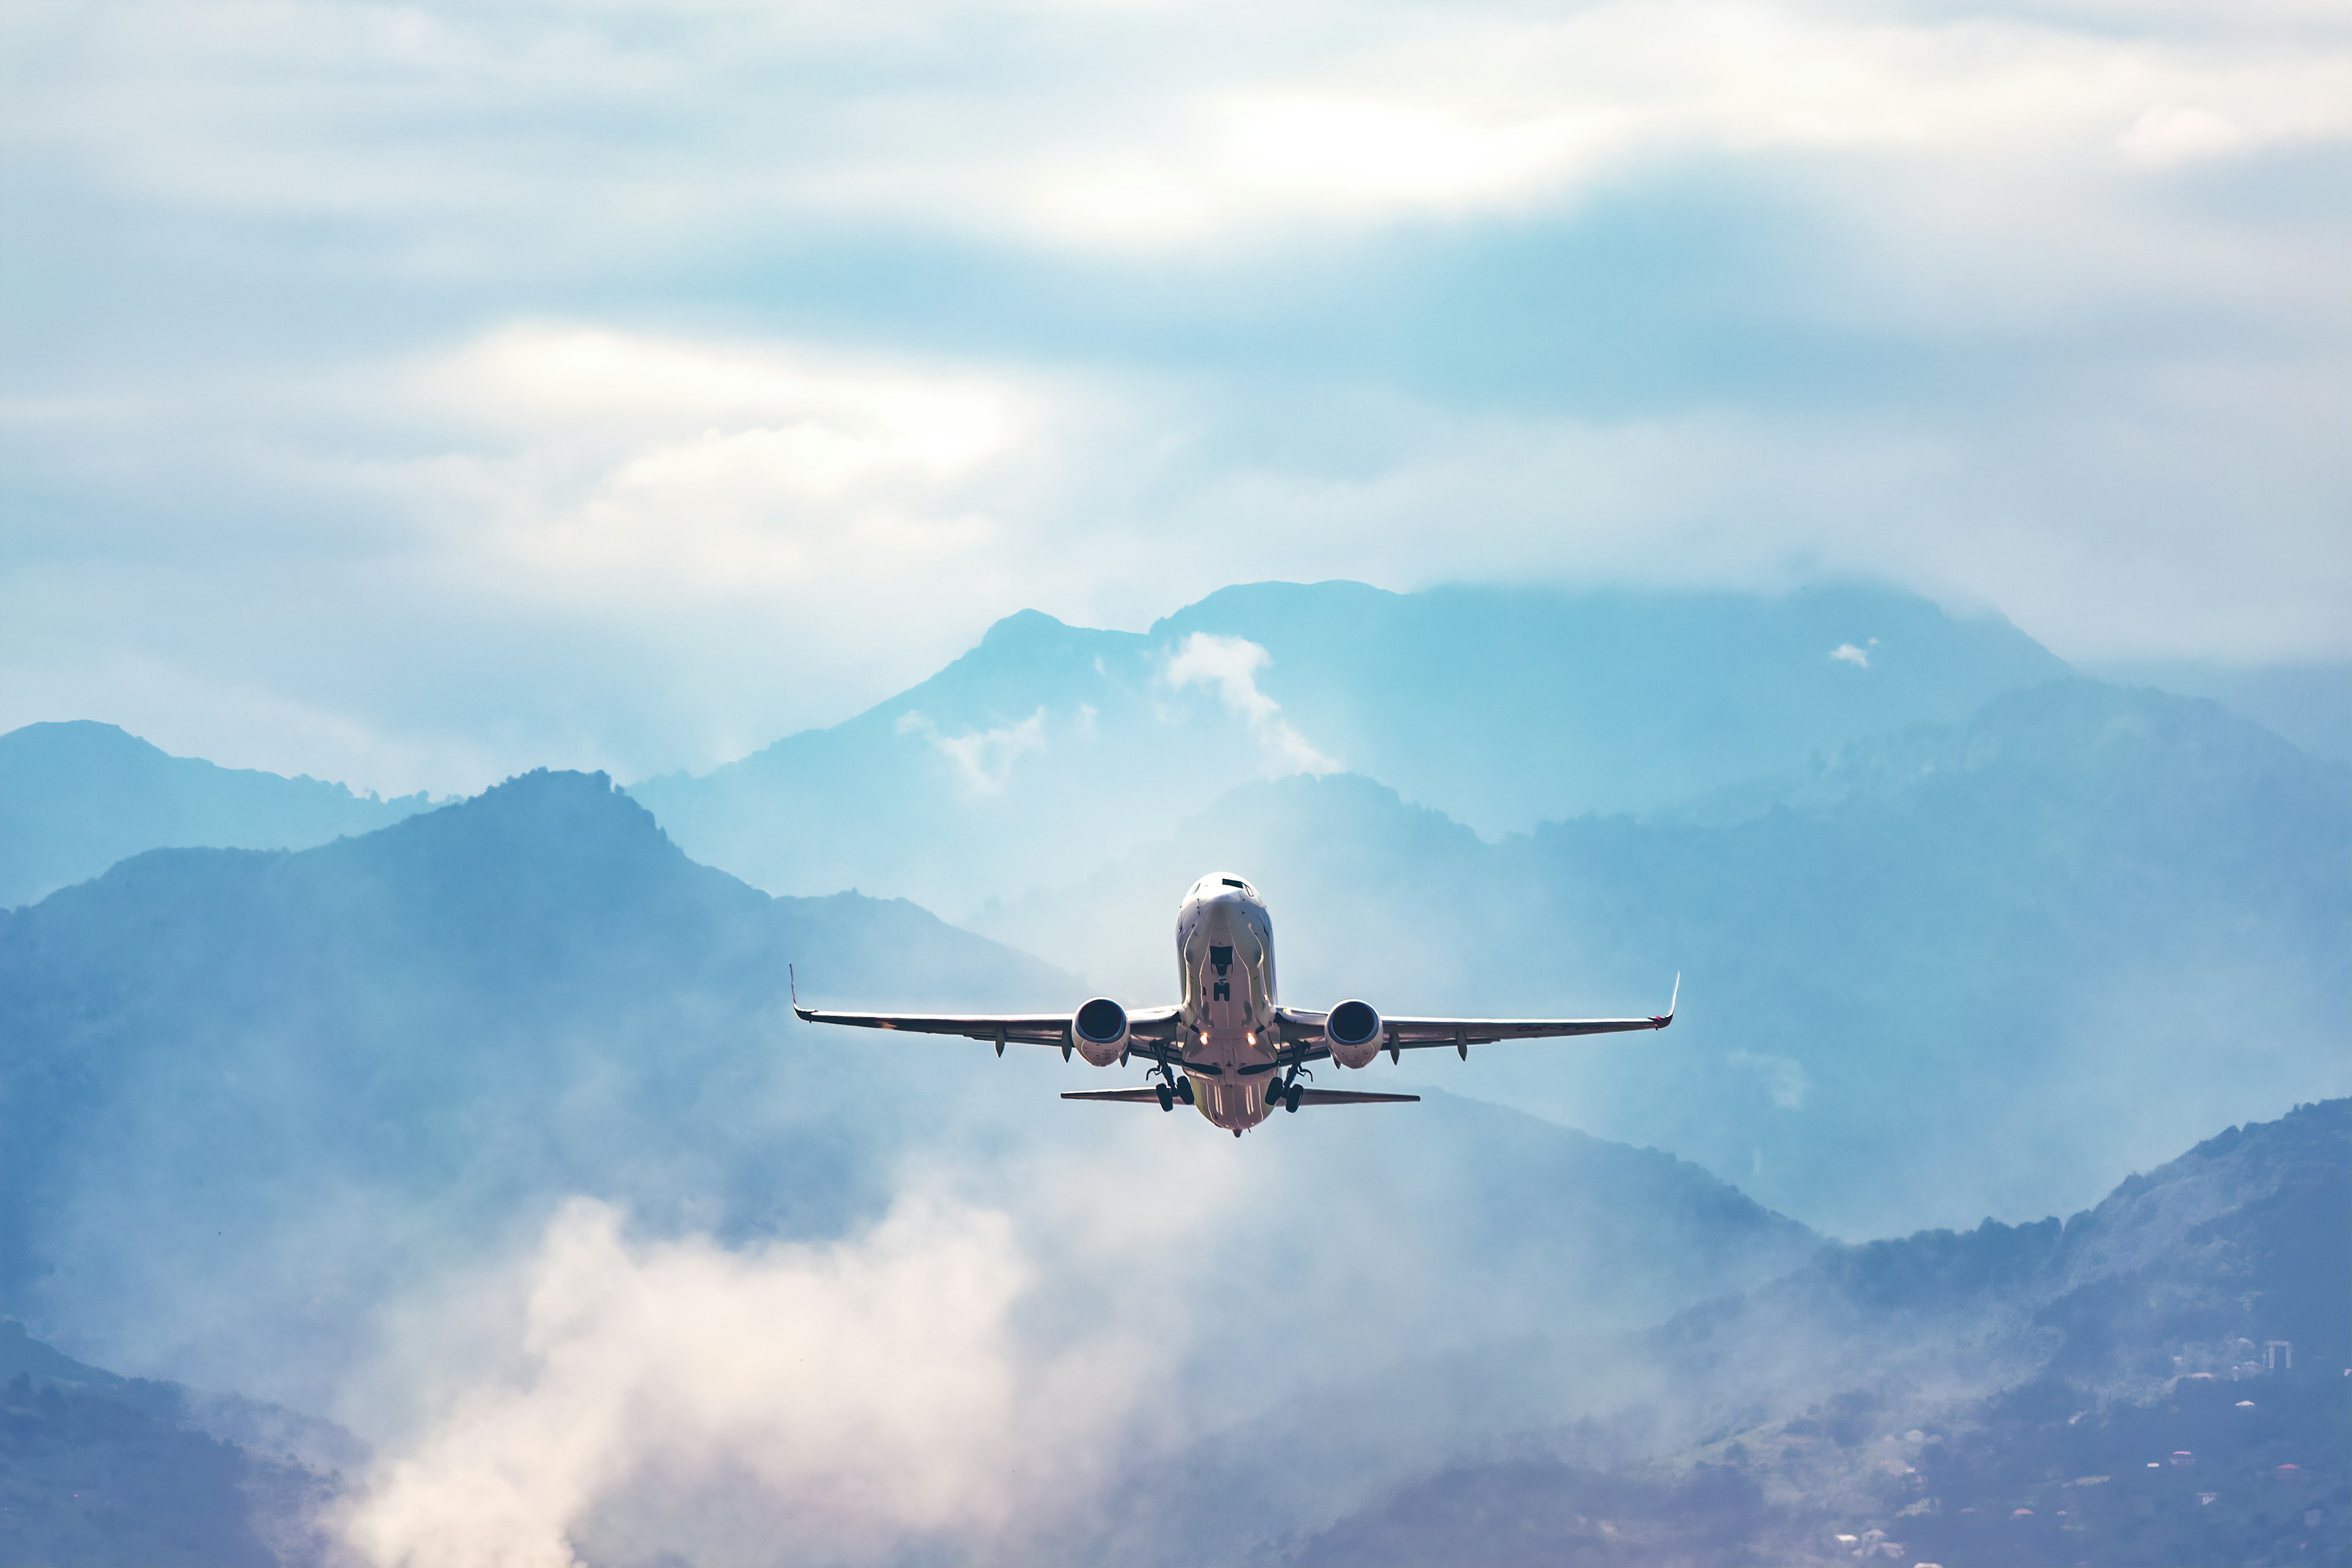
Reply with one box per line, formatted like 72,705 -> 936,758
2,0 -> 2344,791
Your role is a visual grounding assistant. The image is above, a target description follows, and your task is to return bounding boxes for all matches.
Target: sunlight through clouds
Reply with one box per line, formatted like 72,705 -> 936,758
407,323 -> 1035,597
1,0 -> 2343,792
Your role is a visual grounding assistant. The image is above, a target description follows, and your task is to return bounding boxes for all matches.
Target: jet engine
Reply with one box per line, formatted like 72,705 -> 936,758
1324,999 -> 1384,1069
1071,997 -> 1131,1066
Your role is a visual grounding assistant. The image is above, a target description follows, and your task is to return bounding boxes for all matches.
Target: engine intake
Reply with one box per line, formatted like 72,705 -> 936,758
1325,999 -> 1384,1069
1071,997 -> 1130,1066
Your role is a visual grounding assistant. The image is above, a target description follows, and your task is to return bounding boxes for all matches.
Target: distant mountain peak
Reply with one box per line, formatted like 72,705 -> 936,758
4,717 -> 152,752
1152,578 -> 1400,632
1,720 -> 434,908
473,765 -> 624,809
366,767 -> 682,873
976,606 -> 1082,649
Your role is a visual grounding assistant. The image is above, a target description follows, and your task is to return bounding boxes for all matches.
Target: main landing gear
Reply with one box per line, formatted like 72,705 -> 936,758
1149,1067 -> 1194,1112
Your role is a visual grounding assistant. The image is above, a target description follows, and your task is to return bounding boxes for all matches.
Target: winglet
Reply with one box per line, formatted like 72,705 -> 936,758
1651,971 -> 1680,1029
789,964 -> 815,1022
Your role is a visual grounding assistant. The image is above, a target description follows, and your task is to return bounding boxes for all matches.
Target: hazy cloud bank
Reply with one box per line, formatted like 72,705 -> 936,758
4,0 -> 2343,792
344,1190 -> 1159,1568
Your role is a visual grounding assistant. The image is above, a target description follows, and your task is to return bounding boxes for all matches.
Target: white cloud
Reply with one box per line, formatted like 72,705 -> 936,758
7,342 -> 2343,797
1727,1050 -> 1811,1110
1161,633 -> 1340,775
12,0 -> 2347,251
1830,643 -> 1872,668
2116,95 -> 2346,170
895,707 -> 1051,794
408,323 -> 1029,597
2118,104 -> 2257,168
423,325 -> 1017,469
341,1193 -> 1155,1568
318,1122 -> 1683,1568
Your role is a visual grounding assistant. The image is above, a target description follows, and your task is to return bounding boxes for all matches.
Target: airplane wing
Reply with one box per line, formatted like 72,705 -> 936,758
1275,975 -> 1677,1061
790,969 -> 1182,1052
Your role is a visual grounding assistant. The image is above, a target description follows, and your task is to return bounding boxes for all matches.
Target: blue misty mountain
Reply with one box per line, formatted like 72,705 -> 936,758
0,768 -> 1073,1411
0,720 -> 435,909
0,767 -> 1824,1426
627,580 -> 2070,915
2088,657 -> 2352,765
977,679 -> 2352,1237
0,1320 -> 345,1566
1696,1099 -> 2352,1389
1294,1098 -> 2351,1568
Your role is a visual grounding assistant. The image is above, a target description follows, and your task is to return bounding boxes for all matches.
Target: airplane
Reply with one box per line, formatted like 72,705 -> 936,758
792,872 -> 1677,1138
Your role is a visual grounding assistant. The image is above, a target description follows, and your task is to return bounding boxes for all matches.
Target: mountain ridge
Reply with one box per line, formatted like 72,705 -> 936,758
0,764 -> 1833,1441
1291,1098 -> 2351,1568
974,677 -> 2351,1235
627,579 -> 2079,915
0,767 -> 1077,1412
0,719 -> 437,908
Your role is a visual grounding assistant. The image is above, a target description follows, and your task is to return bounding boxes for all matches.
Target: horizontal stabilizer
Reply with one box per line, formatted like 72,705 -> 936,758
1058,1087 -> 1422,1106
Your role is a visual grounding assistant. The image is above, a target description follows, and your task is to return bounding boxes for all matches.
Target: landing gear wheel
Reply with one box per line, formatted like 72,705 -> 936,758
1285,1085 -> 1302,1113
1156,1083 -> 1174,1112
1176,1076 -> 1195,1106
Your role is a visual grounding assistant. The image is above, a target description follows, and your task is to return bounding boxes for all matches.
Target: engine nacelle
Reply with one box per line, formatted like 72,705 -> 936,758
1324,999 -> 1384,1069
1071,997 -> 1130,1066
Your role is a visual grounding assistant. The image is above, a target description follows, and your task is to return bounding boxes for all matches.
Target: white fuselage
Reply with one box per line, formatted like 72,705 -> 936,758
1174,873 -> 1287,1131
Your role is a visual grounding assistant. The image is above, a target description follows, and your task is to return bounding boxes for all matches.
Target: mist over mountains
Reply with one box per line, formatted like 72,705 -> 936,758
978,677 -> 2351,1235
628,581 -> 2068,916
3,1087 -> 2339,1565
0,770 -> 1822,1425
0,769 -> 1071,1412
7,582 -> 2343,1237
561,580 -> 2348,1234
1,577 -> 2344,1564
0,1319 -> 348,1566
4,767 -> 1856,1563
1299,1099 -> 2350,1567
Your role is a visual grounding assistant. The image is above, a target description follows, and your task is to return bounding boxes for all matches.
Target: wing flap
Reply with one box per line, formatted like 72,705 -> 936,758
793,1006 -> 1074,1045
1386,1014 -> 1664,1047
1280,976 -> 1677,1055
790,965 -> 1180,1050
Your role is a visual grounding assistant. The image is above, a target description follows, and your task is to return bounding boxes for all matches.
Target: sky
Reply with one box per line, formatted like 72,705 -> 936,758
2,0 -> 2346,796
